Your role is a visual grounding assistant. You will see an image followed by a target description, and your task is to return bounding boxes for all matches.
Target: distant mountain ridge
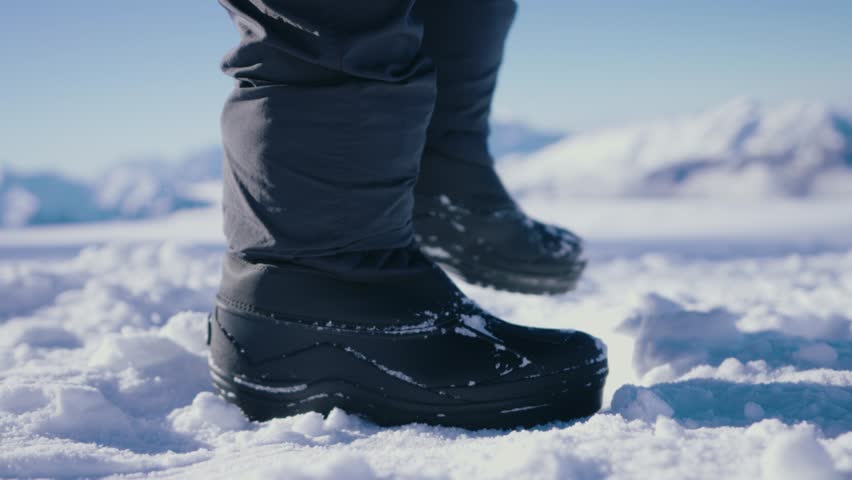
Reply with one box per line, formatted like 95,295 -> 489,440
164,120 -> 567,184
501,99 -> 852,198
0,120 -> 561,227
488,120 -> 565,159
3,102 -> 851,228
0,164 -> 206,228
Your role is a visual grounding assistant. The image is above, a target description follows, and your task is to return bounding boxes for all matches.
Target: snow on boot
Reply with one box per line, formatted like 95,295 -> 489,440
209,249 -> 607,429
414,150 -> 586,294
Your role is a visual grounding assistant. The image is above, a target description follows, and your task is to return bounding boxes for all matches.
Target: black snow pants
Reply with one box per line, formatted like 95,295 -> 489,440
218,0 -> 516,277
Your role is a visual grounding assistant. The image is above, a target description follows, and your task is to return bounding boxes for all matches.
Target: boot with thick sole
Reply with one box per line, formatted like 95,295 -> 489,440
209,249 -> 607,429
414,150 -> 586,295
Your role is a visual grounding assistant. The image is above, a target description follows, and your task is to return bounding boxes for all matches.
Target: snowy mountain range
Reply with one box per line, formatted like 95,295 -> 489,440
488,119 -> 565,159
0,164 -> 207,228
501,98 -> 852,198
0,120 -> 564,228
2,100 -> 851,227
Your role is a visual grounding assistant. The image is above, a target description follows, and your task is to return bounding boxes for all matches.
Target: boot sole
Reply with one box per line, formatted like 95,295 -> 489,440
210,359 -> 604,429
210,302 -> 606,429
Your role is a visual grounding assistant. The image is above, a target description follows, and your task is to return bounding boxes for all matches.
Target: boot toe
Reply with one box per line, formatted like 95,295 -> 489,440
415,197 -> 586,294
482,316 -> 607,375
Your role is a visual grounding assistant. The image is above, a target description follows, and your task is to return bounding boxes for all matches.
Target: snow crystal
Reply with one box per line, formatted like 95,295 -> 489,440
230,375 -> 308,394
461,314 -> 499,340
420,245 -> 452,259
343,346 -> 424,387
454,326 -> 478,338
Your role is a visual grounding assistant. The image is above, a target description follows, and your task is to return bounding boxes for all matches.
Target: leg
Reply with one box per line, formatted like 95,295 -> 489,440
219,0 -> 435,263
416,0 -> 516,204
211,0 -> 607,428
413,0 -> 586,294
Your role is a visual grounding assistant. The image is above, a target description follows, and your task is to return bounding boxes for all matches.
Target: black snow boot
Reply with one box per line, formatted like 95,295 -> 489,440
209,248 -> 607,429
414,150 -> 586,295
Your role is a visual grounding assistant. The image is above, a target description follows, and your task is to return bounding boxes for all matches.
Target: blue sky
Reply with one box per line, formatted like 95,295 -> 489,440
2,0 -> 851,178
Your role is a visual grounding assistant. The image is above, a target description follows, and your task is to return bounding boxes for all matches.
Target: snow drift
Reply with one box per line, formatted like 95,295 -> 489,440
501,99 -> 852,198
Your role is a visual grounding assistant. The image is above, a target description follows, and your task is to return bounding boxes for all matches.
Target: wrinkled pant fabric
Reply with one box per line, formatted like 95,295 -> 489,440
219,0 -> 516,281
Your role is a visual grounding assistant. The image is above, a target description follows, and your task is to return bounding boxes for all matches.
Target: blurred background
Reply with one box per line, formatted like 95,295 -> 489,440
1,0 -> 851,234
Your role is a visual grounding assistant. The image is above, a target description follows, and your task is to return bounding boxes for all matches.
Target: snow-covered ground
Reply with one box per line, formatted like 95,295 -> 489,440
2,196 -> 851,479
2,99 -> 852,478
